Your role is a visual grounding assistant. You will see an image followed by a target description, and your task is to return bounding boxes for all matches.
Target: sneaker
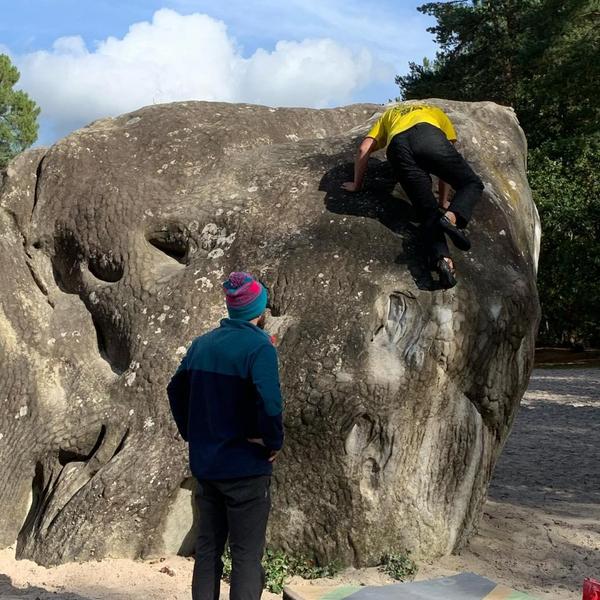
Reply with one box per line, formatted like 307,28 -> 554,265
439,215 -> 471,251
437,257 -> 457,289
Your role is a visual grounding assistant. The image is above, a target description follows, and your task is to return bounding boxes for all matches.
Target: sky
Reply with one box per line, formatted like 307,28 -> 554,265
0,0 -> 448,145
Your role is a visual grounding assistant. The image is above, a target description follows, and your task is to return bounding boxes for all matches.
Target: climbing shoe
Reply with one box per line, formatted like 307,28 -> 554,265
437,257 -> 457,289
439,215 -> 471,251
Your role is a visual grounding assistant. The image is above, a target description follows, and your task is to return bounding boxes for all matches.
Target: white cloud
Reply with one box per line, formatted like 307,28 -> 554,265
239,39 -> 374,107
15,8 -> 389,141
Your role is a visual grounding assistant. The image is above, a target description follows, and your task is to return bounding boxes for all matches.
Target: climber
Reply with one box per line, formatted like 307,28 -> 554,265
167,271 -> 284,600
342,103 -> 483,288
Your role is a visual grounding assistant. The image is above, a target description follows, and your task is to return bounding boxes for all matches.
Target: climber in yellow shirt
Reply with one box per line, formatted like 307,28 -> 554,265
342,103 -> 483,288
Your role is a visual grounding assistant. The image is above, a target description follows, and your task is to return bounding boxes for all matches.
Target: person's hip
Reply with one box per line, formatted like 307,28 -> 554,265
197,475 -> 271,506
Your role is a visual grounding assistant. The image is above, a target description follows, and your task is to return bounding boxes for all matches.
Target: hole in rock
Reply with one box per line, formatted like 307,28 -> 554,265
92,312 -> 130,375
58,425 -> 107,466
88,254 -> 124,283
52,256 -> 81,295
17,461 -> 45,544
147,229 -> 189,264
371,324 -> 384,342
88,424 -> 107,457
111,428 -> 130,460
260,278 -> 286,317
32,155 -> 46,216
51,233 -> 132,375
266,294 -> 282,318
51,232 -> 86,295
58,448 -> 87,466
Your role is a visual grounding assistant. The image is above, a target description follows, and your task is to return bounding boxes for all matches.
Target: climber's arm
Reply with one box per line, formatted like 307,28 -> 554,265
438,179 -> 450,209
342,137 -> 378,192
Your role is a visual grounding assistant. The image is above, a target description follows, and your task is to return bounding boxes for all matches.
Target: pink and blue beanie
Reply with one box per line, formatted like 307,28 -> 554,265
223,272 -> 268,321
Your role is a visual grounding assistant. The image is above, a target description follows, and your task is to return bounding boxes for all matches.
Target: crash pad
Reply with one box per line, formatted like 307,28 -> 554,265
283,573 -> 538,600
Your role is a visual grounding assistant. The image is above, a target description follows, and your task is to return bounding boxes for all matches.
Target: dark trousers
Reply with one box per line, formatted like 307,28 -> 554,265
192,476 -> 271,600
386,122 -> 483,261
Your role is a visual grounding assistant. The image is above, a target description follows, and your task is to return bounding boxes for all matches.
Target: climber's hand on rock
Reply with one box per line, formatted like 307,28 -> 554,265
268,450 -> 279,463
342,182 -> 359,192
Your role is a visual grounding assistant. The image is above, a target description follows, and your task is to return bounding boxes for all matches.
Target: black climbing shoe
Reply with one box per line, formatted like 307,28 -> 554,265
437,258 -> 457,289
439,215 -> 471,251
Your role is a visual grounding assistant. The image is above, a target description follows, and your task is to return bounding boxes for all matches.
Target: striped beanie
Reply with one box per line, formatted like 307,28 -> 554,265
223,272 -> 268,321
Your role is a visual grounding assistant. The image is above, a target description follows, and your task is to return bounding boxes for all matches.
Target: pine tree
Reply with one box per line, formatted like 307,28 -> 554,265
395,0 -> 600,346
0,54 -> 40,169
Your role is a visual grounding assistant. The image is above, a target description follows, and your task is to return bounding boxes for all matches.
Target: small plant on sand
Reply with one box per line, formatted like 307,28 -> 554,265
378,550 -> 418,581
262,549 -> 342,593
262,549 -> 291,593
221,547 -> 232,580
220,547 -> 342,594
292,556 -> 342,580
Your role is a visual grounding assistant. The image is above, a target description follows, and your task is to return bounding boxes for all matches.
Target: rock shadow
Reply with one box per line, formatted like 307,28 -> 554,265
319,159 -> 444,291
178,477 -> 200,556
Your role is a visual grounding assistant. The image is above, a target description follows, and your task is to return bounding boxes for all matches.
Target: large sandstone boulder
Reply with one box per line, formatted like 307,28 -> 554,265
0,100 -> 540,567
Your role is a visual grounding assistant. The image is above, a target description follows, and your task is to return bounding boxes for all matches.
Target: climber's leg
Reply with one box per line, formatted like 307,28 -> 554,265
387,133 -> 451,265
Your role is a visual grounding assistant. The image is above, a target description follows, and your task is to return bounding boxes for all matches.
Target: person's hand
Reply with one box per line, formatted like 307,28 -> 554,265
247,438 -> 279,461
247,438 -> 266,446
341,182 -> 360,192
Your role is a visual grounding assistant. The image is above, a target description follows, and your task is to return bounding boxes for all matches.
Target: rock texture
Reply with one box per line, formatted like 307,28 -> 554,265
0,100 -> 540,567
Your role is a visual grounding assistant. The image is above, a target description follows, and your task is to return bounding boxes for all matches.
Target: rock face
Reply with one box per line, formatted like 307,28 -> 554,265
0,100 -> 540,567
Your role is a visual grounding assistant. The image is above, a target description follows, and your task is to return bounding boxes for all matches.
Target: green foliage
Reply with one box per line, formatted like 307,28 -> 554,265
0,54 -> 40,169
220,547 -> 342,594
396,0 -> 600,346
290,555 -> 342,581
262,549 -> 290,594
398,0 -> 530,107
529,135 -> 600,347
378,550 -> 418,581
222,547 -> 233,580
397,0 -> 599,145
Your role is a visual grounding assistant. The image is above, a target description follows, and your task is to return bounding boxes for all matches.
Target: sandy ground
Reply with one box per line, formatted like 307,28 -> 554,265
1,367 -> 598,600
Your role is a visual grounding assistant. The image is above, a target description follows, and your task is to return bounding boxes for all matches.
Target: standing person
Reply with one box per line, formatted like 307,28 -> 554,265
342,103 -> 483,288
167,272 -> 284,600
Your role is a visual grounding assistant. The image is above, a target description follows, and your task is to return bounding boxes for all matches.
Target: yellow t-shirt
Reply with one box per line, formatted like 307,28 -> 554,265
366,104 -> 457,149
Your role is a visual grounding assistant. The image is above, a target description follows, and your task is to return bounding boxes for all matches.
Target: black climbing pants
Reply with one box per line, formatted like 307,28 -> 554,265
386,122 -> 483,261
192,475 -> 271,600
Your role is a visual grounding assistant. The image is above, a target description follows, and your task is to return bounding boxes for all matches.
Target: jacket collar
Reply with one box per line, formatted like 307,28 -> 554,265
220,318 -> 270,340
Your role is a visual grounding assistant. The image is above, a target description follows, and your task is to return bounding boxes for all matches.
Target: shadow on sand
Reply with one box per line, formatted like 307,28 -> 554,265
0,573 -> 95,600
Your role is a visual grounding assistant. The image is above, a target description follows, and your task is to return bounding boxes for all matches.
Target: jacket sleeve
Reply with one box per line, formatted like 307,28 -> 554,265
167,352 -> 191,442
250,343 -> 284,451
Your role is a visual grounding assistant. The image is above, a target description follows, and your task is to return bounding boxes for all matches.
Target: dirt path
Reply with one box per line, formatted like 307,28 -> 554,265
418,367 -> 600,599
1,368 -> 598,599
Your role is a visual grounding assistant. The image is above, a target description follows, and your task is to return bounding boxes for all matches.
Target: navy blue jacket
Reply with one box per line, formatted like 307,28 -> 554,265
167,318 -> 284,479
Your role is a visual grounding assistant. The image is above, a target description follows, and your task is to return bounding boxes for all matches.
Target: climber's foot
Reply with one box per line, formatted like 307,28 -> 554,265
437,257 -> 457,289
439,213 -> 471,251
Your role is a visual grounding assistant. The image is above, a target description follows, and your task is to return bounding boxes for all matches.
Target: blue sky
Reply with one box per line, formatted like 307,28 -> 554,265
1,0 -> 448,145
